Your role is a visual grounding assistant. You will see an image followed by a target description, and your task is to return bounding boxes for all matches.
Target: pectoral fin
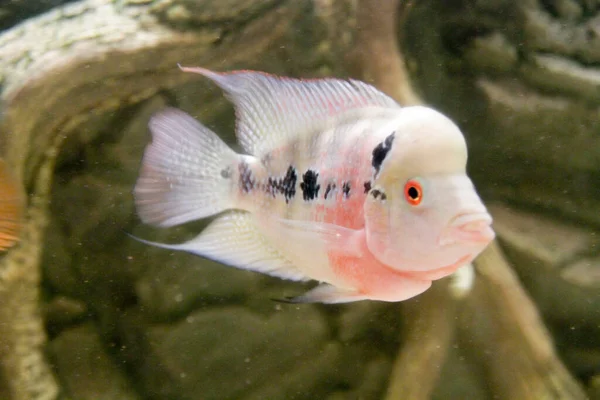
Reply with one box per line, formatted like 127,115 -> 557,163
260,218 -> 366,284
276,218 -> 364,258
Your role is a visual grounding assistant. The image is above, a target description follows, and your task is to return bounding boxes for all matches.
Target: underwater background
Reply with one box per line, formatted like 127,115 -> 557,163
0,0 -> 599,399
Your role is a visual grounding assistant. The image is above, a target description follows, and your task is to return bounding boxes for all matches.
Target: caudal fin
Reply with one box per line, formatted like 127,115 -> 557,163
134,108 -> 238,227
0,159 -> 22,251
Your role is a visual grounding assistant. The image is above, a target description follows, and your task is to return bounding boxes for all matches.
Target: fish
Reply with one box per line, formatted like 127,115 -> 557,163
132,66 -> 495,304
0,159 -> 22,251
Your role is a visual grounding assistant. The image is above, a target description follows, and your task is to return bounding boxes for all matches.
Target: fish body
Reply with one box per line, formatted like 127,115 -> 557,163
133,66 -> 494,303
0,159 -> 22,251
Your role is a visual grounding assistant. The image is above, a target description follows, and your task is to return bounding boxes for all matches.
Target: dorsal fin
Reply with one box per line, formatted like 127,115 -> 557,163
179,66 -> 400,156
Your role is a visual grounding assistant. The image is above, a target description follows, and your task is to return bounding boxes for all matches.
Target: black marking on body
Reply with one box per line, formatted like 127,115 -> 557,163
372,132 -> 395,177
221,167 -> 232,179
266,178 -> 277,198
238,161 -> 254,193
261,153 -> 273,166
342,181 -> 351,198
371,189 -> 387,200
324,183 -> 336,200
300,169 -> 320,201
281,166 -> 297,202
363,181 -> 372,193
266,165 -> 297,203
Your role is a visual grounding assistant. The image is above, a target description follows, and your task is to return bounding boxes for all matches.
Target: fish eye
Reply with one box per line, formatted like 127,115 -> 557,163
404,179 -> 423,206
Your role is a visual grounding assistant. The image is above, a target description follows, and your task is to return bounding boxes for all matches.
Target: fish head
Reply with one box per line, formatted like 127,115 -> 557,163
364,106 -> 494,272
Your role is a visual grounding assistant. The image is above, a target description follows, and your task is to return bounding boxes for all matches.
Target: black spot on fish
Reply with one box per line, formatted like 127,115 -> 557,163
261,153 -> 273,166
221,167 -> 231,179
363,181 -> 372,193
266,177 -> 277,198
266,165 -> 297,203
371,189 -> 387,200
342,181 -> 351,198
281,166 -> 297,202
324,182 -> 336,200
372,132 -> 395,177
300,169 -> 320,201
238,161 -> 254,193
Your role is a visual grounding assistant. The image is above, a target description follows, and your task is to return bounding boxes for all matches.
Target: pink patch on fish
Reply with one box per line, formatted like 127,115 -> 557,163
314,190 -> 365,228
401,254 -> 472,281
313,159 -> 370,229
327,230 -> 432,301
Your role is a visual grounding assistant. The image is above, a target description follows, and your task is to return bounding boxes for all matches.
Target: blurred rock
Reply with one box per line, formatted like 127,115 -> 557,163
49,171 -> 139,332
433,344 -> 490,400
489,203 -> 597,269
0,0 -> 78,31
119,306 -> 338,400
242,342 -> 343,400
335,301 -> 401,344
590,375 -> 600,400
324,355 -> 391,400
42,212 -> 78,298
48,323 -> 140,400
489,203 -> 600,323
352,356 -> 392,399
150,0 -> 281,26
489,202 -> 600,386
44,296 -> 89,334
133,252 -> 264,320
561,255 -> 600,288
562,345 -> 600,381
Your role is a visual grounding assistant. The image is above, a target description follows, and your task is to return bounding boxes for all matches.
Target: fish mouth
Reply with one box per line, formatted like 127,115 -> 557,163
439,212 -> 495,246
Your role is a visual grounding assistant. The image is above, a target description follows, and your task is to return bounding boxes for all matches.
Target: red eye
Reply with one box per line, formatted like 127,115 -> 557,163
404,180 -> 423,206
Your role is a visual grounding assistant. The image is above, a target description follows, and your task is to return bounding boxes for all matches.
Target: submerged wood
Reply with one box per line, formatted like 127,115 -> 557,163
462,242 -> 588,399
384,281 -> 459,400
349,0 -> 421,106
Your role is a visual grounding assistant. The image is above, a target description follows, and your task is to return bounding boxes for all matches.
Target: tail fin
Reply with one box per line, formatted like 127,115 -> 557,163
134,108 -> 238,227
0,159 -> 22,251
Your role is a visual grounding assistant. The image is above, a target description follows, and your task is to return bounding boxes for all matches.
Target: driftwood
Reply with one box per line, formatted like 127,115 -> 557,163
349,0 -> 421,105
0,0 -> 590,399
460,241 -> 588,399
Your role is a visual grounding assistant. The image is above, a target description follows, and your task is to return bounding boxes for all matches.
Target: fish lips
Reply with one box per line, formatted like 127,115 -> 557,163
438,212 -> 495,247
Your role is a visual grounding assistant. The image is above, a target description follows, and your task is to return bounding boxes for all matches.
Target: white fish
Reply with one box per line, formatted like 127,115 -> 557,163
133,66 -> 494,304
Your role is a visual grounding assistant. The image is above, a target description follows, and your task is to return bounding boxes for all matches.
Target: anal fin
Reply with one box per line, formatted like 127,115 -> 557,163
132,211 -> 309,282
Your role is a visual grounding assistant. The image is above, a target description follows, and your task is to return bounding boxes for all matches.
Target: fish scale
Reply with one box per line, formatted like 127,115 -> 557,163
132,67 -> 495,304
